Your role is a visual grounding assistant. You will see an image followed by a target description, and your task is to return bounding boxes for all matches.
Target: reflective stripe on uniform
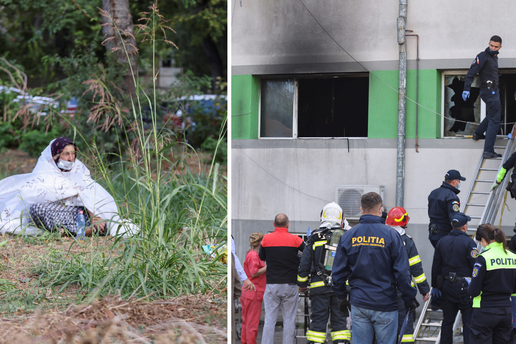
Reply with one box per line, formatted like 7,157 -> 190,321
313,240 -> 326,248
310,281 -> 326,288
408,255 -> 421,266
473,290 -> 483,308
331,330 -> 351,341
413,273 -> 426,283
411,281 -> 415,288
306,329 -> 326,343
297,275 -> 308,282
401,334 -> 414,343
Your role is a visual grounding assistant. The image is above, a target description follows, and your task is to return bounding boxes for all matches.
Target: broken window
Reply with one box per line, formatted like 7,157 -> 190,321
260,75 -> 369,138
444,73 -> 516,137
444,75 -> 482,137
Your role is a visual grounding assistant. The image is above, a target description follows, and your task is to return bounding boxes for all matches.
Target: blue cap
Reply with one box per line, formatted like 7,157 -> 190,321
452,212 -> 471,227
445,169 -> 466,181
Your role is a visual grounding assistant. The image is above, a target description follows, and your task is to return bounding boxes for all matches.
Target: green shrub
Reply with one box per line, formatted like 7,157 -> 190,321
201,136 -> 227,164
19,128 -> 62,157
0,122 -> 19,150
187,97 -> 227,148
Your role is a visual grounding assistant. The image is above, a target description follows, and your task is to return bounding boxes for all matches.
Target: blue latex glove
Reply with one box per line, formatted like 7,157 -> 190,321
430,288 -> 441,298
465,277 -> 471,285
462,91 -> 470,101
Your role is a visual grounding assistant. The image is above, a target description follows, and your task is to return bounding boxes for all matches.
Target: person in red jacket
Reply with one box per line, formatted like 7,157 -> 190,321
240,232 -> 267,344
259,213 -> 305,344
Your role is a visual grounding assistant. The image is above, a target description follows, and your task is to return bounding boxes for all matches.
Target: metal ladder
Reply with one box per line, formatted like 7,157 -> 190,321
413,291 -> 464,344
462,136 -> 516,229
414,136 -> 516,344
413,293 -> 441,343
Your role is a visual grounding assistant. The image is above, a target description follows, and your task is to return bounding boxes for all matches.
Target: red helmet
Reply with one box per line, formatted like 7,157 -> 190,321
385,207 -> 410,228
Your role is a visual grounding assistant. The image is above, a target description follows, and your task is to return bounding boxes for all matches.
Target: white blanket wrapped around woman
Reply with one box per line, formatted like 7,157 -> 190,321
0,140 -> 138,236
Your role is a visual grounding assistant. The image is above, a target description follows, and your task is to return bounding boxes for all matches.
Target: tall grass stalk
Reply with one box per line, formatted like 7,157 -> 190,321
34,3 -> 227,302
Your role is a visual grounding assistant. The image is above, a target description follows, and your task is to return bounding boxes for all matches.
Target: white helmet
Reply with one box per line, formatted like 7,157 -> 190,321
320,202 -> 343,226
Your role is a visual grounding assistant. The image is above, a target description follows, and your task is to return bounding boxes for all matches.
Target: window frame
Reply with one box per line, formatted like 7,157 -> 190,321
258,73 -> 369,139
441,71 -> 485,138
257,77 -> 298,139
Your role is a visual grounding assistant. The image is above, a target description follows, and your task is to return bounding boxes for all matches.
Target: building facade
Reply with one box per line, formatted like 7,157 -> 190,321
231,0 -> 516,297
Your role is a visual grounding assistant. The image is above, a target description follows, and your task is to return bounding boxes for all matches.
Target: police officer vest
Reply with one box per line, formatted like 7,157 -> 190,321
472,246 -> 516,308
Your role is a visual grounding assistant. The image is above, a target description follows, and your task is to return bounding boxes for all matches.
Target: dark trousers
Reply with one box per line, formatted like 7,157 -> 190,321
429,230 -> 448,248
309,291 -> 348,343
441,280 -> 472,344
397,293 -> 415,343
475,88 -> 501,154
469,307 -> 512,344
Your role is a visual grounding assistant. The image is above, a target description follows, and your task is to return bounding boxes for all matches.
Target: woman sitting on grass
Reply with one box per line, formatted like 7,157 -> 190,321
29,137 -> 106,236
0,137 -> 137,237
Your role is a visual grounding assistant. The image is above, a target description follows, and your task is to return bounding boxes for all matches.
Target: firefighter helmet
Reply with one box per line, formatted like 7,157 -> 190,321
385,206 -> 410,228
320,202 -> 343,225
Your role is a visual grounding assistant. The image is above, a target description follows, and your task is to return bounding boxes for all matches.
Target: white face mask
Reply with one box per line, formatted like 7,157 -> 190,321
57,159 -> 74,171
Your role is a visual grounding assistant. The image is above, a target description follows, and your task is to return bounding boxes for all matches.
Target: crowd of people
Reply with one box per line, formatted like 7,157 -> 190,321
232,185 -> 516,344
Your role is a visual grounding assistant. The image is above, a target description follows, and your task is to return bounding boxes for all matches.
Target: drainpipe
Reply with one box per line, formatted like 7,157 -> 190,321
396,0 -> 407,207
406,30 -> 420,153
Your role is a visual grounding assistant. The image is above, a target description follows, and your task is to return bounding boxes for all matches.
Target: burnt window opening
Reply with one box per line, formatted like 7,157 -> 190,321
298,77 -> 368,138
500,74 -> 516,135
260,75 -> 369,138
444,73 -> 516,137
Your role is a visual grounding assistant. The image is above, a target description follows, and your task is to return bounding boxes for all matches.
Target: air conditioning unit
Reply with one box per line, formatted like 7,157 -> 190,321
335,185 -> 385,219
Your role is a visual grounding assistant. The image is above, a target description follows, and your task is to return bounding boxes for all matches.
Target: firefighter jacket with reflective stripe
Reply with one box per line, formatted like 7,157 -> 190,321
468,242 -> 516,308
496,151 -> 516,183
401,233 -> 430,296
259,227 -> 305,284
331,215 -> 417,312
297,226 -> 337,292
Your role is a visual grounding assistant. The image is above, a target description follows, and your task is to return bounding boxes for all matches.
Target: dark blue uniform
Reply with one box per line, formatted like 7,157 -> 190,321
464,48 -> 501,155
432,229 -> 478,344
332,215 -> 416,312
427,182 -> 461,247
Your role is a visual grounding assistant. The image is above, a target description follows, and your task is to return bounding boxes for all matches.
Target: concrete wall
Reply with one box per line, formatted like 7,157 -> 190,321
232,0 -> 516,75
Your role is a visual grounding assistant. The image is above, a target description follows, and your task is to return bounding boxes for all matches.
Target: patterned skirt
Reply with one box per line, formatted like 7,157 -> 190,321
29,201 -> 91,235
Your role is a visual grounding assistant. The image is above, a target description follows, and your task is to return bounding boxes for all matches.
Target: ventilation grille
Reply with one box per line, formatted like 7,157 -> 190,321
335,185 -> 385,219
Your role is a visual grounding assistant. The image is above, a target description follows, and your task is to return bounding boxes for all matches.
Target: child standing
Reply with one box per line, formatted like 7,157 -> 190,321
240,232 -> 267,344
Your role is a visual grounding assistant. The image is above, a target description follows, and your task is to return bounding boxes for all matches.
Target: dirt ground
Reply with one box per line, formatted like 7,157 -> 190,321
0,235 -> 227,343
0,149 -> 228,343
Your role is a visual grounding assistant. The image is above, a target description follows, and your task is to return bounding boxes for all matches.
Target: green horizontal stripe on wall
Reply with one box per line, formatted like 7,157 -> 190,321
231,70 -> 442,140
